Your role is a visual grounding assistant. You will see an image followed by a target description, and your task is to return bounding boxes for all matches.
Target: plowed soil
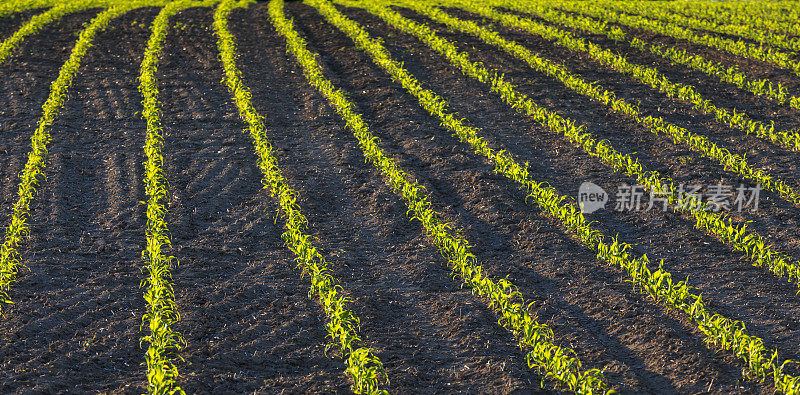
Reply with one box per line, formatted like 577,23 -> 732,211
1,2 -> 800,393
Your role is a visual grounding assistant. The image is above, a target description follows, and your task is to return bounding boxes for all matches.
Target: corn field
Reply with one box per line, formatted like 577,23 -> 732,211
2,0 -> 800,393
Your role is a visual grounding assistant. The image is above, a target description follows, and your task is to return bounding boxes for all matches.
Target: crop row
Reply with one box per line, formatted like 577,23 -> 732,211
0,0 -> 169,15
599,1 -> 800,53
137,1 -> 227,393
216,0 -> 389,393
507,3 -> 800,115
553,1 -> 800,78
315,0 -> 800,392
0,0 -> 58,17
273,0 -> 612,392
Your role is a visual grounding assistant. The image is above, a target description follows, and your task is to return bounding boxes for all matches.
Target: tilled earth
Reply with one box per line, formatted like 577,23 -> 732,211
1,2 -> 800,393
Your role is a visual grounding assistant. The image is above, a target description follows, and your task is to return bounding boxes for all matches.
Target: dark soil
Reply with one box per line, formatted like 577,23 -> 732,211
1,2 -> 800,394
0,6 -> 159,393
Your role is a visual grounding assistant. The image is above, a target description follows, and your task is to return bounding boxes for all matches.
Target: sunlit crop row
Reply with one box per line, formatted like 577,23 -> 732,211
138,1 -> 223,393
0,1 -> 99,65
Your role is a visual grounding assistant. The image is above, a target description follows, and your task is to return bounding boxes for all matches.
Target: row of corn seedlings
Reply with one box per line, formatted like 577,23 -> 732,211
272,0 -> 610,392
0,0 -> 165,16
0,0 -> 166,18
306,0 -> 800,391
322,1 -> 800,391
137,1 -> 224,393
597,1 -> 800,53
552,1 -> 800,78
0,2 -> 147,314
0,1 -> 99,65
213,0 -> 388,393
474,0 -> 800,153
0,0 -> 59,17
499,2 -> 800,114
346,0 -> 800,297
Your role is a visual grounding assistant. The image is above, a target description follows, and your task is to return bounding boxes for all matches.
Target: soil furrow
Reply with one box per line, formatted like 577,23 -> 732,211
0,7 -> 158,393
155,7 -> 345,393
0,8 -> 100,219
